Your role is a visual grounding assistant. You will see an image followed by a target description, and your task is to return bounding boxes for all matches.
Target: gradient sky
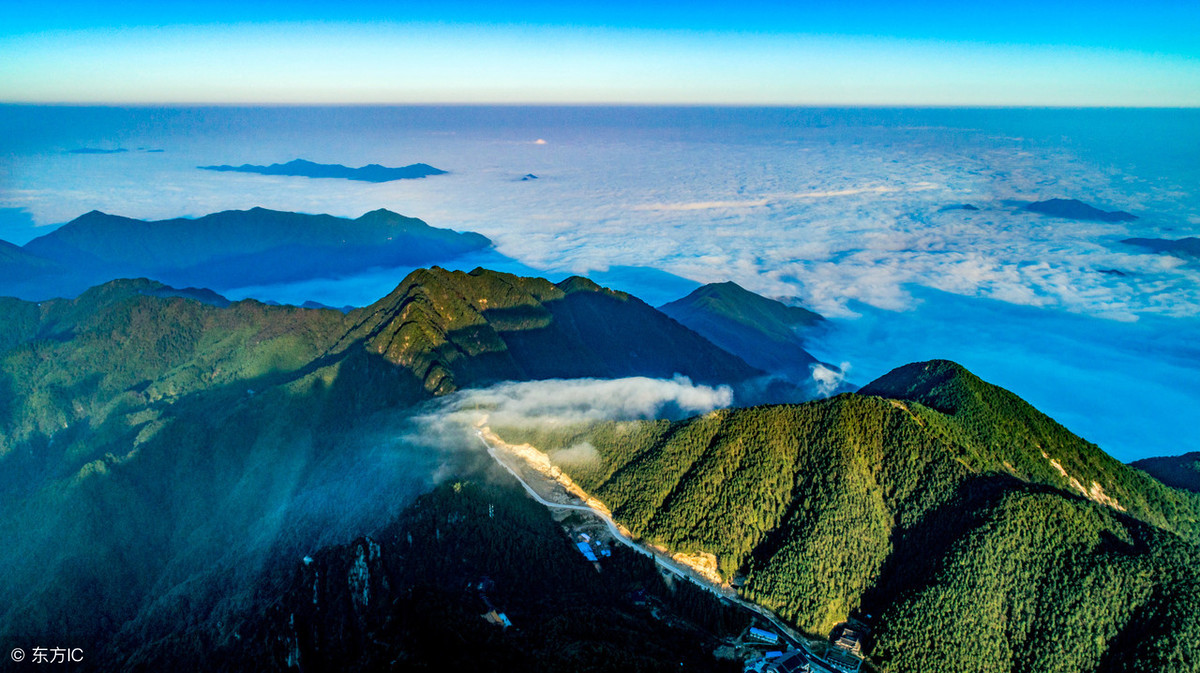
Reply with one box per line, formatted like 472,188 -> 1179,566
1,1 -> 1198,104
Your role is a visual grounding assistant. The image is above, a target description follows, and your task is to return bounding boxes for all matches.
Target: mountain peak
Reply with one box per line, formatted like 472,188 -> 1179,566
348,266 -> 759,395
555,275 -> 606,295
65,209 -> 121,226
665,281 -> 823,326
356,207 -> 403,220
658,280 -> 823,380
858,359 -> 978,413
1026,198 -> 1137,222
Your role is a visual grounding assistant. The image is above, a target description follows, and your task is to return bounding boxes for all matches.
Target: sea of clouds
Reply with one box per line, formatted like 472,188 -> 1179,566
1,106 -> 1197,459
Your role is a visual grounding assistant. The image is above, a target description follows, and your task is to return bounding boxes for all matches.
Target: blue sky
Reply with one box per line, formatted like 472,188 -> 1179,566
1,1 -> 1199,105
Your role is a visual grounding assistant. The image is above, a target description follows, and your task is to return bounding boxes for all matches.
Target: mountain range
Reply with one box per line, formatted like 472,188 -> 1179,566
1025,198 -> 1138,222
2,265 -> 1197,672
199,159 -> 447,182
0,267 -> 770,666
659,281 -> 825,383
494,360 -> 1200,673
0,208 -> 491,300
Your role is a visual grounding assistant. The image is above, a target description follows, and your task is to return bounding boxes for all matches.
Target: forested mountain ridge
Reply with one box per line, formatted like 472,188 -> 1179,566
341,267 -> 762,394
1132,451 -> 1200,493
858,360 -> 1200,540
0,268 -> 758,458
658,281 -> 824,379
0,268 -> 760,662
493,361 -> 1200,672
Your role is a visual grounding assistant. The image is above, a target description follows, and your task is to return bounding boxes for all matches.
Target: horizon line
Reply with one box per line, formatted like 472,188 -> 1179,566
4,101 -> 1200,110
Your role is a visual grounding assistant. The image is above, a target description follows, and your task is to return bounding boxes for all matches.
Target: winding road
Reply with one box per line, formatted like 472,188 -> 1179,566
476,429 -> 808,649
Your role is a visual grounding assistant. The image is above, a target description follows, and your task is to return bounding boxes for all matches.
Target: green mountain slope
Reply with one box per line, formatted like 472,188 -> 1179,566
493,360 -> 1200,672
3,208 -> 491,299
1132,452 -> 1200,493
858,360 -> 1200,538
129,480 -> 746,672
0,268 -> 759,656
658,281 -> 824,379
342,267 -> 761,394
0,238 -> 61,285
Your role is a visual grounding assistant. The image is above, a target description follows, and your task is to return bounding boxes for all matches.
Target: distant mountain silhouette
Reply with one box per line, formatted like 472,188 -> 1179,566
659,281 -> 824,381
1122,237 -> 1200,259
0,239 -> 61,284
68,147 -> 127,154
200,158 -> 446,182
1,208 -> 491,300
1131,451 -> 1200,493
1026,198 -> 1136,222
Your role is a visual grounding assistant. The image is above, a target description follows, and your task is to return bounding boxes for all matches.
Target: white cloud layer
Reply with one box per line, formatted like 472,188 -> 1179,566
3,107 -> 1199,460
415,375 -> 733,434
811,361 -> 851,397
402,376 -> 733,465
4,108 -> 1197,321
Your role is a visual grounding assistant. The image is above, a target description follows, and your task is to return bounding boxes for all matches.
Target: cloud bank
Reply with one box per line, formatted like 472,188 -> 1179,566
4,107 -> 1198,460
413,375 -> 733,438
4,108 -> 1197,321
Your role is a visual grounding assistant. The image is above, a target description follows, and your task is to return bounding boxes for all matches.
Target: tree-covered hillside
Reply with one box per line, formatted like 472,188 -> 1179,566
1131,452 -> 1200,493
658,281 -> 824,381
494,361 -> 1200,672
858,360 -> 1200,539
0,268 -> 758,661
342,267 -> 761,394
132,480 -> 747,673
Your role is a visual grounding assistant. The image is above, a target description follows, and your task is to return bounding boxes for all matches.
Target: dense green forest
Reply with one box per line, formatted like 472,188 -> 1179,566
5,269 -> 1197,672
494,361 -> 1200,672
1131,451 -> 1200,493
111,480 -> 750,672
0,269 -> 758,660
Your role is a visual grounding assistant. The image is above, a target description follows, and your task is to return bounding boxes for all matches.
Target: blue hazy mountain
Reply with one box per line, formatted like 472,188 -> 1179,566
200,158 -> 447,182
659,281 -> 825,380
2,208 -> 492,300
1122,236 -> 1200,260
67,147 -> 128,154
0,239 -> 62,284
1132,451 -> 1200,492
1026,198 -> 1137,222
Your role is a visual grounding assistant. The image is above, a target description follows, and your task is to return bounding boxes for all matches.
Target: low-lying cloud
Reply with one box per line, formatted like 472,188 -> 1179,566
413,375 -> 733,440
551,441 -> 601,465
811,361 -> 851,397
403,376 -> 734,466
